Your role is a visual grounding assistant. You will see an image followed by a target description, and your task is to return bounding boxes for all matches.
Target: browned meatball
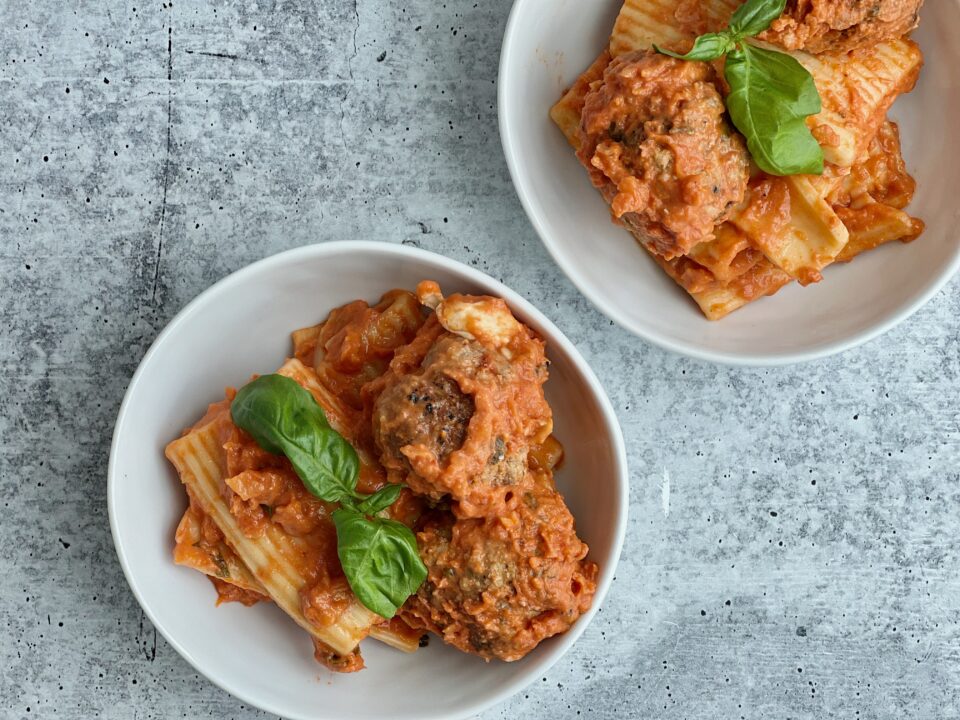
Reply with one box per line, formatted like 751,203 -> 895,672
372,329 -> 551,518
577,50 -> 750,260
400,471 -> 598,661
374,371 -> 475,468
760,0 -> 923,53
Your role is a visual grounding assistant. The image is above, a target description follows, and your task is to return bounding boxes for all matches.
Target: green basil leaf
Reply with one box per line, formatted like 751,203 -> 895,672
740,44 -> 822,116
654,32 -> 735,62
356,484 -> 405,515
333,507 -> 427,618
724,44 -> 824,176
231,374 -> 360,504
728,0 -> 787,38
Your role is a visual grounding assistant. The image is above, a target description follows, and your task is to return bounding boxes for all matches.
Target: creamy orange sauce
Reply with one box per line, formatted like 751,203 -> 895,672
761,0 -> 923,53
173,491 -> 269,605
829,120 -> 917,211
401,470 -> 597,661
209,577 -> 266,607
831,120 -> 924,260
216,415 -> 351,622
729,177 -> 797,275
689,223 -> 763,285
299,289 -> 425,414
577,51 -> 749,260
174,287 -> 596,669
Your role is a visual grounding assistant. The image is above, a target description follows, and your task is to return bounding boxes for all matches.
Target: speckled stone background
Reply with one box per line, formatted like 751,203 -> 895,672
2,1 -> 960,718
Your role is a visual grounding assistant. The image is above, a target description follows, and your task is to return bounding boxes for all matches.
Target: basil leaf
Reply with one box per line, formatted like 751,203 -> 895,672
231,374 -> 360,504
356,484 -> 404,515
655,32 -> 735,62
333,507 -> 428,618
728,0 -> 787,38
230,374 -> 326,454
724,43 -> 824,176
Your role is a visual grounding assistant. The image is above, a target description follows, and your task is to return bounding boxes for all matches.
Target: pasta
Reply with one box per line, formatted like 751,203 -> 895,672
173,501 -> 266,601
173,494 -> 423,652
730,176 -> 849,286
788,37 -> 922,170
167,286 -> 596,671
609,0 -> 741,57
166,398 -> 381,664
551,0 -> 924,318
831,120 -> 925,262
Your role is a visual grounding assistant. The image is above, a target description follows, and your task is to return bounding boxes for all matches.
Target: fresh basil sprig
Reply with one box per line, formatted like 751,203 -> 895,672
231,374 -> 427,618
355,483 -> 405,515
655,0 -> 824,177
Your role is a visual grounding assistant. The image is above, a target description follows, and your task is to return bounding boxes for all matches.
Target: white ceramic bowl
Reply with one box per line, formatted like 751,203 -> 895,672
108,241 -> 627,720
499,0 -> 960,365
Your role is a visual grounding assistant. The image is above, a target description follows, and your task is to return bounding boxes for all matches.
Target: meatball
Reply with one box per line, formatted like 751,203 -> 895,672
401,472 -> 598,661
577,50 -> 749,260
374,367 -> 476,469
372,332 -> 549,517
760,0 -> 923,53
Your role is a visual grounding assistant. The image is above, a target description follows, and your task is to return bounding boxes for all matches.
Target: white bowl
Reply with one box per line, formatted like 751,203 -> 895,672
499,0 -> 960,365
108,241 -> 628,720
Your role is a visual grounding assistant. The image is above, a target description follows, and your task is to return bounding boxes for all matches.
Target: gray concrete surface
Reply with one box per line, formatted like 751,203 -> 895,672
2,1 -> 960,718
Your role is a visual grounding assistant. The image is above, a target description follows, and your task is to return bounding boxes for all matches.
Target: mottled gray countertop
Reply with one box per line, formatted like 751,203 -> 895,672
2,1 -> 960,718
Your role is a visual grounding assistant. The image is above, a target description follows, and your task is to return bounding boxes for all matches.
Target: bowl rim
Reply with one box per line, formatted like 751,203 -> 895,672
107,240 -> 629,720
496,0 -> 960,367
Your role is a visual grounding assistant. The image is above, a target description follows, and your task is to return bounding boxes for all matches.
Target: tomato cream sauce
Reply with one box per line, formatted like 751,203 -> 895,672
362,290 -> 597,661
761,0 -> 923,54
208,577 -> 266,607
577,51 -> 749,260
177,287 -> 597,669
401,469 -> 597,661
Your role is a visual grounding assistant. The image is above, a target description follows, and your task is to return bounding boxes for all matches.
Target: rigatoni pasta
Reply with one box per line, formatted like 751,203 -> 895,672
166,285 -> 598,671
551,0 -> 925,318
166,409 -> 381,664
